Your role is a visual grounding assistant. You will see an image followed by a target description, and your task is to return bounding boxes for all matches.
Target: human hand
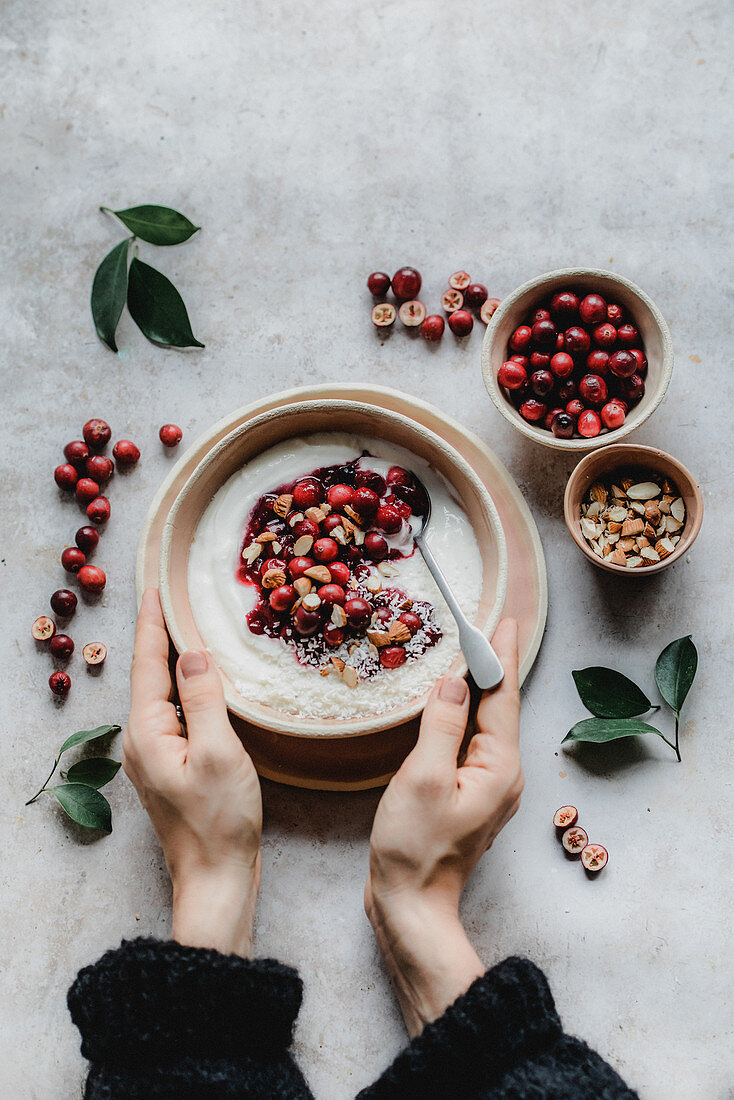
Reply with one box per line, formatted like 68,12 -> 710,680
364,618 -> 523,1035
123,589 -> 262,957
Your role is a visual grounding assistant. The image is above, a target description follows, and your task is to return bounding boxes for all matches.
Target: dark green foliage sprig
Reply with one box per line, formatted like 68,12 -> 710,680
26,724 -> 122,833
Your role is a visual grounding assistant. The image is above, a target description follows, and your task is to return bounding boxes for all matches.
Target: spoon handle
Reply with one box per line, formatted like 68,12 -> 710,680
415,534 -> 505,691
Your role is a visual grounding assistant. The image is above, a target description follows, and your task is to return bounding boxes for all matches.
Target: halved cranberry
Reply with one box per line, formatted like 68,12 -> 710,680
86,455 -> 114,485
464,283 -> 488,309
519,399 -> 547,423
577,410 -> 601,438
562,826 -> 588,855
32,616 -> 56,642
376,504 -> 402,534
549,291 -> 579,320
380,645 -> 407,668
318,583 -> 346,606
531,319 -> 557,348
480,298 -> 500,324
448,270 -> 471,291
497,361 -> 527,390
64,440 -> 89,467
83,419 -> 111,451
328,561 -> 351,586
371,303 -> 396,328
54,464 -> 79,491
351,487 -> 380,517
564,326 -> 590,354
553,805 -> 578,829
398,300 -> 426,327
75,478 -> 100,504
586,349 -> 610,375
313,537 -> 339,563
294,606 -> 322,635
344,597 -> 371,628
608,349 -> 637,379
399,611 -> 422,633
579,293 -> 607,325
617,323 -> 638,347
392,267 -> 422,301
592,322 -> 617,349
269,584 -> 296,613
287,556 -> 315,580
530,370 -> 554,398
601,400 -> 626,430
509,325 -> 532,352
367,271 -> 391,296
578,374 -> 608,407
441,289 -> 463,313
62,547 -> 85,574
550,352 -> 574,378
581,843 -> 608,872
292,478 -> 323,509
355,469 -> 386,496
327,484 -> 353,509
552,412 -> 575,439
323,622 -> 344,647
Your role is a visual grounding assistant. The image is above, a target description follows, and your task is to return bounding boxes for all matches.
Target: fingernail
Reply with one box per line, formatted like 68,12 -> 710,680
180,651 -> 208,679
439,677 -> 468,704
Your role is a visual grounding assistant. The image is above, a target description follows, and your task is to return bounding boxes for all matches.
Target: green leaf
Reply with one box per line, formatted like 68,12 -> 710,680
65,757 -> 121,789
127,257 -> 204,348
58,724 -> 121,757
563,717 -> 666,745
655,636 -> 698,716
52,784 -> 112,832
104,204 -> 200,246
90,239 -> 130,351
572,666 -> 654,718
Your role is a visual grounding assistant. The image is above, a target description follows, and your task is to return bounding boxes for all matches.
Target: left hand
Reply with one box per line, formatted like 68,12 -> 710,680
123,589 -> 262,957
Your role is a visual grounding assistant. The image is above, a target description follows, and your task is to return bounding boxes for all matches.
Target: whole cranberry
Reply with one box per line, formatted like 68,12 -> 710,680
463,284 -> 488,310
159,423 -> 183,448
54,464 -> 79,491
75,526 -> 99,553
364,533 -> 388,561
557,378 -> 577,401
64,440 -> 90,467
50,633 -> 74,659
85,455 -> 114,485
386,466 -> 413,488
328,561 -> 351,586
87,496 -> 111,524
544,407 -> 564,431
293,606 -> 322,636
519,399 -> 547,423
351,487 -> 380,517
269,584 -> 296,613
586,349 -> 610,375
344,597 -> 371,629
566,398 -> 585,420
579,374 -> 608,406
564,326 -> 591,354
75,478 -> 99,504
497,361 -> 527,390
550,352 -> 574,378
420,314 -> 445,341
601,400 -> 626,430
318,583 -> 346,606
355,469 -> 387,495
376,504 -> 402,534
532,308 -> 551,323
77,565 -> 107,593
323,622 -> 345,647
292,477 -> 323,509
288,556 -> 315,580
555,332 -> 565,350
629,349 -> 647,375
592,322 -> 617,349
375,608 -> 392,625
608,350 -> 637,379
448,309 -> 473,337
530,370 -> 554,398
509,325 -> 532,352
531,318 -> 557,349
398,611 -> 422,634
577,410 -> 602,438
380,645 -> 407,669
49,670 -> 71,697
50,589 -> 77,617
113,440 -> 140,467
605,303 -> 624,326
312,537 -> 339,563
509,354 -> 529,367
529,351 -> 551,370
83,419 -> 111,451
617,323 -> 639,347
552,412 -> 575,439
621,373 -> 645,402
367,272 -> 391,296
61,547 -> 86,574
579,294 -> 607,325
327,484 -> 354,509
322,513 -> 346,535
291,518 -> 320,540
549,291 -> 579,320
261,557 -> 287,574
391,267 -> 422,301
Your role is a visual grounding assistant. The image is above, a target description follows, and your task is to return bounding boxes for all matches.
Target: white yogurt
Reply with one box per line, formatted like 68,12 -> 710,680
187,432 -> 483,719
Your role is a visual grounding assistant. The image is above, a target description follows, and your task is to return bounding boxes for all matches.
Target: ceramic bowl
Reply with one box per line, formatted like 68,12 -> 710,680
481,268 -> 673,451
159,399 -> 508,737
564,443 -> 703,575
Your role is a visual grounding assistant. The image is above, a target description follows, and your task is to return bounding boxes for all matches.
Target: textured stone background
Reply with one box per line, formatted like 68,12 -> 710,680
1,1 -> 732,1097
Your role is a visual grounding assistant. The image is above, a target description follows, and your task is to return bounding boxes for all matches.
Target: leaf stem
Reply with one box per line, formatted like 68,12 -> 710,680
25,756 -> 60,805
673,714 -> 682,762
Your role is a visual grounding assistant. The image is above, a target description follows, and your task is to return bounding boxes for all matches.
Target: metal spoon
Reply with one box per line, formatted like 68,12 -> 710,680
408,474 -> 504,691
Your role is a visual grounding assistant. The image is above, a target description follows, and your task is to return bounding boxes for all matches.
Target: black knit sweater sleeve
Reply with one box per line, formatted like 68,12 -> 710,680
358,956 -> 638,1100
67,937 -> 313,1098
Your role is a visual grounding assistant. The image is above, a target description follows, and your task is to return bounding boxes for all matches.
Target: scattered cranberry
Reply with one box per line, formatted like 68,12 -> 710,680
552,412 -> 575,439
292,477 -> 323,509
509,325 -> 532,352
287,556 -> 315,580
87,496 -> 111,524
480,298 -> 501,324
269,585 -> 296,613
380,645 -> 407,669
344,597 -> 371,628
293,606 -> 322,636
318,583 -> 346,606
49,670 -> 71,697
322,623 -> 345,647
579,293 -> 607,325
581,843 -> 608,872
441,289 -> 463,313
398,300 -> 426,327
371,302 -> 396,328
367,272 -> 391,296
50,633 -> 74,659
312,537 -> 339,563
82,642 -> 107,666
75,478 -> 100,505
497,361 -> 527,390
617,323 -> 639,348
77,565 -> 106,593
420,314 -> 445,341
448,270 -> 471,291
391,267 -> 422,301
549,291 -> 579,320
398,611 -> 422,634
113,439 -> 140,467
531,318 -> 557,348
577,410 -> 601,438
85,455 -> 114,484
376,504 -> 402,534
159,423 -> 183,448
564,326 -> 590,354
578,374 -> 608,407
351,486 -> 380,517
464,283 -> 488,309
32,616 -> 56,641
592,322 -> 617,349
553,806 -> 579,829
532,309 -> 551,323
328,561 -> 351,586
561,825 -> 588,855
64,440 -> 90,467
530,370 -> 554,398
327,484 -> 353,509
601,400 -> 626,430
50,589 -> 77,617
54,464 -> 79,491
550,352 -> 574,378
519,399 -> 547,423
448,309 -> 473,337
61,547 -> 85,574
83,419 -> 111,451
608,349 -> 637,379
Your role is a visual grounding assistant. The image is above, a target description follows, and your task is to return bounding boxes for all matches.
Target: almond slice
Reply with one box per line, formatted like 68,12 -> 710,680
319,666 -> 332,677
302,592 -> 321,611
630,501 -> 646,516
627,481 -> 662,500
241,543 -> 262,565
293,577 -> 312,597
261,567 -> 286,589
580,518 -> 602,540
304,564 -> 331,584
331,604 -> 347,628
293,534 -> 314,556
621,518 -> 644,537
305,506 -> 326,524
255,531 -> 276,543
377,561 -> 399,577
353,526 -> 365,546
330,656 -> 346,674
342,665 -> 359,689
365,574 -> 382,593
665,515 -> 683,534
586,500 -> 603,519
640,546 -> 660,563
332,525 -> 348,545
670,497 -> 686,522
273,494 -> 293,518
288,511 -> 305,528
626,555 -> 643,568
607,506 -> 628,524
366,628 -> 390,648
609,547 -> 627,567
655,537 -> 676,560
398,598 -> 413,610
388,621 -> 411,643
343,505 -> 365,527
272,541 -> 282,555
590,482 -> 608,504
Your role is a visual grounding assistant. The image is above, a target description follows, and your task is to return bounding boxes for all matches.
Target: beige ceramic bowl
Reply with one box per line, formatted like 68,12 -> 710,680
159,399 -> 508,737
482,268 -> 673,451
564,443 -> 703,575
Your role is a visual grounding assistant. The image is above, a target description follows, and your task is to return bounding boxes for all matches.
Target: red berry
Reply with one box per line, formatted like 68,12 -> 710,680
553,805 -> 578,829
606,303 -> 624,325
327,484 -> 354,509
261,557 -> 287,575
441,290 -> 463,314
371,303 -> 396,328
367,271 -> 391,296
292,477 -> 323,509
579,293 -> 607,325
355,469 -> 387,495
54,464 -> 79,491
64,440 -> 89,467
290,518 -> 320,540
557,378 -> 577,401
61,547 -> 86,574
617,324 -> 639,348
50,633 -> 74,659
32,616 -> 56,641
376,504 -> 402,534
578,374 -> 608,407
564,326 -> 590,354
322,513 -> 346,535
581,843 -> 608,872
549,291 -> 579,320
629,349 -> 647,375
566,399 -> 585,420
420,314 -> 445,341
509,353 -> 529,366
592,322 -> 617,349
544,407 -> 564,431
519,399 -> 547,423
287,556 -> 315,580
530,370 -> 554,398
269,584 -> 296,613
550,352 -> 574,378
380,645 -> 407,669
448,309 -> 473,337
159,423 -> 183,448
480,298 -> 501,324
577,410 -> 602,438
620,373 -> 645,402
497,361 -> 527,390
293,606 -> 322,636
601,400 -> 626,430
328,561 -> 351,586
75,478 -> 100,504
386,466 -> 413,488
464,283 -> 488,309
532,309 -> 551,323
562,826 -> 588,855
50,589 -> 77,617
83,419 -> 111,451
49,670 -> 71,697
608,350 -> 637,379
344,597 -> 371,628
82,642 -> 107,666
77,565 -> 106,593
398,611 -> 422,634
448,270 -> 471,291
364,532 -> 388,561
323,622 -> 345,647
509,325 -> 532,352
351,487 -> 380,518
529,351 -> 551,370
586,349 -> 610,375
312,537 -> 339,563
113,440 -> 140,467
551,412 -> 575,439
86,496 -> 111,525
318,583 -> 346,606
391,267 -> 422,301
85,455 -> 114,484
531,318 -> 557,349
398,300 -> 426,327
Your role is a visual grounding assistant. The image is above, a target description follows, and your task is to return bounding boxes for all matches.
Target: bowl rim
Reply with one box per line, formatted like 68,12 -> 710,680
481,267 -> 674,452
563,442 -> 703,575
159,398 -> 509,737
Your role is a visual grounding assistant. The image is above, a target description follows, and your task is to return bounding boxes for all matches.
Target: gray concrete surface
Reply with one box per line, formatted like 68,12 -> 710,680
1,1 -> 732,1096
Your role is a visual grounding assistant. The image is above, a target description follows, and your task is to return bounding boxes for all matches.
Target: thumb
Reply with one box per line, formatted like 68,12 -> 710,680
176,650 -> 236,750
411,676 -> 470,770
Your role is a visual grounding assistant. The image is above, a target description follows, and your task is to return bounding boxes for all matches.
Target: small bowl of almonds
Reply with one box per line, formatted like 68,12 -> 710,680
564,444 -> 703,575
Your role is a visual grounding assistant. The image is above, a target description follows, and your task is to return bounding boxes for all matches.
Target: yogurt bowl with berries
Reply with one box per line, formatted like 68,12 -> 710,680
160,401 -> 507,737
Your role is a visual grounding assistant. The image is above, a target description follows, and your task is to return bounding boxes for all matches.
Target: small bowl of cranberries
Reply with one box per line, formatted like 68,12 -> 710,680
481,268 -> 673,450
